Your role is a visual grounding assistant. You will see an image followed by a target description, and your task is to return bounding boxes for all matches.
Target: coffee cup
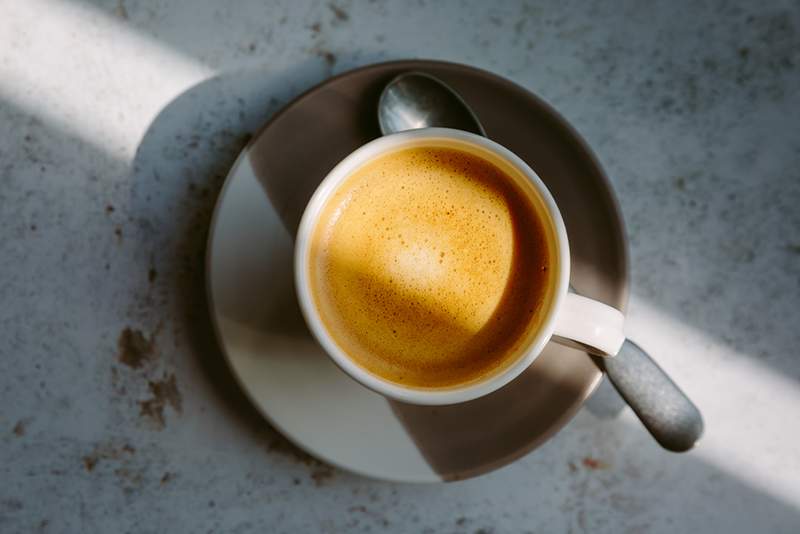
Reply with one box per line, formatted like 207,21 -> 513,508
295,128 -> 624,405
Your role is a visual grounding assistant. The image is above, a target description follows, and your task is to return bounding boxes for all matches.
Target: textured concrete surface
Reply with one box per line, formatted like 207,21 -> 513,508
1,0 -> 799,532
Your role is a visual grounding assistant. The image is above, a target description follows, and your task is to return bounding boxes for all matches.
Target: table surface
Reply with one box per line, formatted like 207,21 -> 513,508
1,0 -> 799,532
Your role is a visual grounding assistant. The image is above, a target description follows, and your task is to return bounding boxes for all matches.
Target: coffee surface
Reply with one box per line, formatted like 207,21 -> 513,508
309,146 -> 553,388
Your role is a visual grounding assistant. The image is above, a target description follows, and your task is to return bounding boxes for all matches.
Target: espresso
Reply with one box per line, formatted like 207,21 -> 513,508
308,146 -> 555,389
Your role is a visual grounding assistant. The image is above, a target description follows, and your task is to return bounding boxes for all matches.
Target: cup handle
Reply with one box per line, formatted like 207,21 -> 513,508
551,293 -> 625,357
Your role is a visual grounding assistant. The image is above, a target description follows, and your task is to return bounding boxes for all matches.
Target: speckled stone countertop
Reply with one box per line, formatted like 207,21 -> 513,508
1,1 -> 799,532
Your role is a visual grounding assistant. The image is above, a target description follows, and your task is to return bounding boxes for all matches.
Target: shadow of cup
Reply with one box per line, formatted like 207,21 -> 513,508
133,58 -> 627,479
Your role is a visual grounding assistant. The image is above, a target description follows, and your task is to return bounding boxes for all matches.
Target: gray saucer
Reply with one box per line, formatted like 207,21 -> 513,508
206,60 -> 627,482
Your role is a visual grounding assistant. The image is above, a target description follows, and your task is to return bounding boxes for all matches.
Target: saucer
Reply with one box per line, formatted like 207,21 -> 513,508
206,60 -> 628,482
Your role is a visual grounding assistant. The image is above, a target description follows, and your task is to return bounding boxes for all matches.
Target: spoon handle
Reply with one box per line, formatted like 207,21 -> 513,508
600,339 -> 704,452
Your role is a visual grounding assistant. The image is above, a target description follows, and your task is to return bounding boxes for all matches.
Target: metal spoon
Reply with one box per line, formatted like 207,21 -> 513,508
378,72 -> 486,137
378,71 -> 704,452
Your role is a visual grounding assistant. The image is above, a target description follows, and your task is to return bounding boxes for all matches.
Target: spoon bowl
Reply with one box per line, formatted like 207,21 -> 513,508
378,72 -> 486,137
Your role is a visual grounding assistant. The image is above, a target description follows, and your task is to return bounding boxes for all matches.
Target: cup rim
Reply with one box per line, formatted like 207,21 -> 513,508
294,128 -> 570,405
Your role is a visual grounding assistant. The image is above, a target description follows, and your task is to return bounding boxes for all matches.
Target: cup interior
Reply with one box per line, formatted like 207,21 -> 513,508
295,128 -> 570,405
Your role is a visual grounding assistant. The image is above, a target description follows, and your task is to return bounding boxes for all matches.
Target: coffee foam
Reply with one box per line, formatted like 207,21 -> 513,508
309,146 -> 553,389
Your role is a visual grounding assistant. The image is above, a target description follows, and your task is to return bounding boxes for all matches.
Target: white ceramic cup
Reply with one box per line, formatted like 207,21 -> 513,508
295,128 -> 625,405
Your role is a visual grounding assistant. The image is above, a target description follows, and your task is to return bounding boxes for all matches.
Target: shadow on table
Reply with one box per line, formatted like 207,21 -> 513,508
124,52 -> 799,528
129,59 -> 334,446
